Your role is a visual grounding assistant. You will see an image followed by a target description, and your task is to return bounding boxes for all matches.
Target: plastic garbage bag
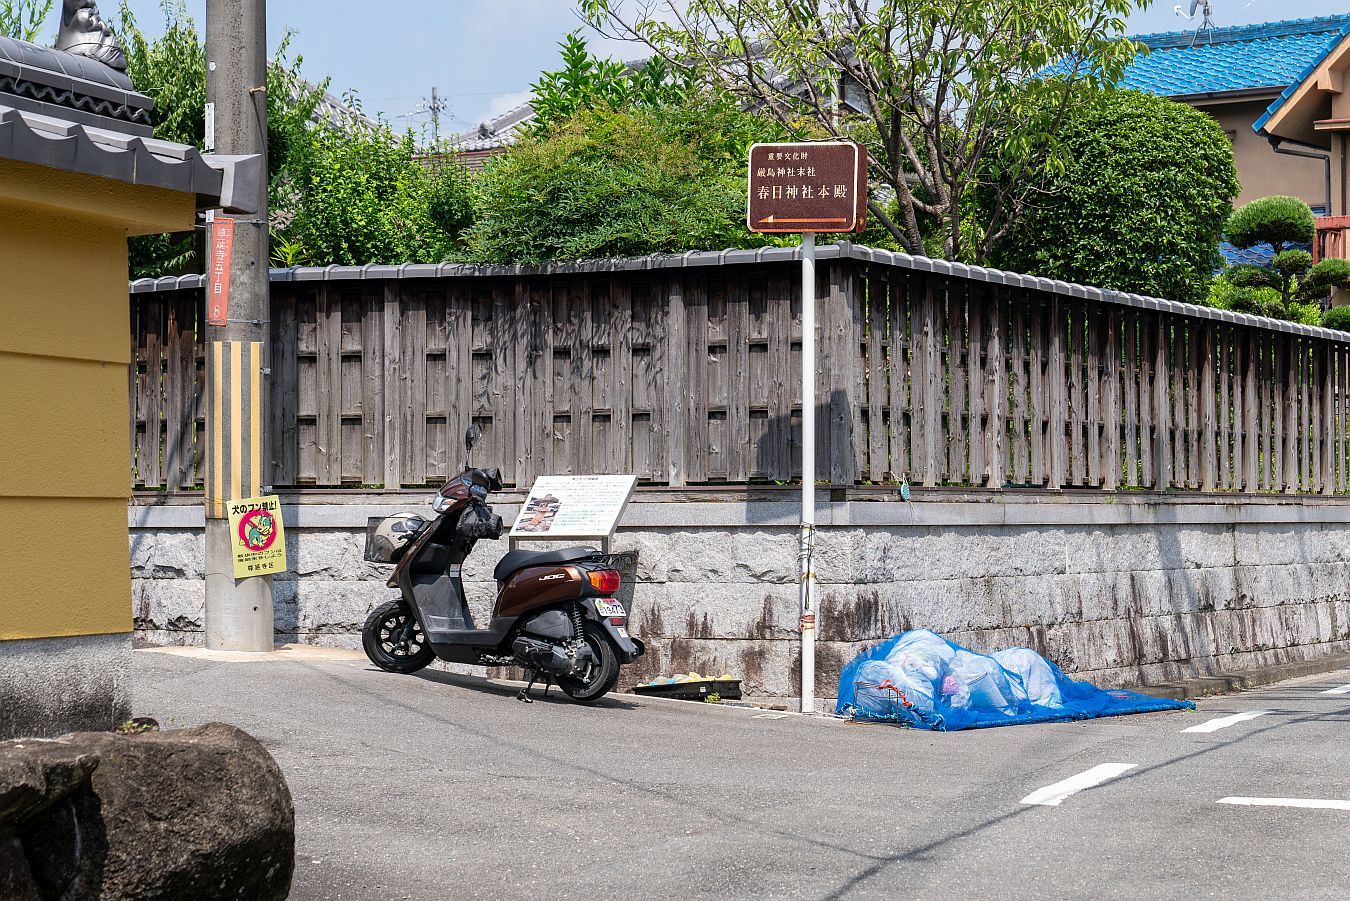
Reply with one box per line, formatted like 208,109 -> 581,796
836,630 -> 1193,730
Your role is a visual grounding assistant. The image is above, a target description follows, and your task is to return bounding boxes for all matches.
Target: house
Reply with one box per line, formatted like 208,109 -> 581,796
1118,15 -> 1350,217
0,26 -> 257,738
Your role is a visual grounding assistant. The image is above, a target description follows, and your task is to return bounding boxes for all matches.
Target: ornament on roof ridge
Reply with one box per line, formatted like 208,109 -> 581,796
54,1 -> 126,71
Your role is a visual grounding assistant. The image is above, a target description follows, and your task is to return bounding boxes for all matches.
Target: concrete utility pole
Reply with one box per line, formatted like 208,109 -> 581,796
204,0 -> 274,651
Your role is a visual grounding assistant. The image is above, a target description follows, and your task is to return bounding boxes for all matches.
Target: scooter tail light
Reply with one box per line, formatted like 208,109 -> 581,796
588,569 -> 621,595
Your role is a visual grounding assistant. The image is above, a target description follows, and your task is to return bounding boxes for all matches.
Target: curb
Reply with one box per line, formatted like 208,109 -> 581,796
1138,651 -> 1350,700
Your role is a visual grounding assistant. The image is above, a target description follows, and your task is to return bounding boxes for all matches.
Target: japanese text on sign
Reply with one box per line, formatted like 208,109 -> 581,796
510,475 -> 637,539
207,216 -> 235,326
747,142 -> 868,234
227,494 -> 287,579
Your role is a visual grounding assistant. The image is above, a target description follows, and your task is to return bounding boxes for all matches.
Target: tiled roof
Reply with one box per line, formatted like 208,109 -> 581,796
1218,240 -> 1312,270
1051,15 -> 1350,98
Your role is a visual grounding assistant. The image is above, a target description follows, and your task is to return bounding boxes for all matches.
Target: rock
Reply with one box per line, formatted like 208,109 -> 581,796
0,723 -> 293,900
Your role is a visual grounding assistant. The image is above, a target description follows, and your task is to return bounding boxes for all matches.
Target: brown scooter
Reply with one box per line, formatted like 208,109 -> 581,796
361,428 -> 643,704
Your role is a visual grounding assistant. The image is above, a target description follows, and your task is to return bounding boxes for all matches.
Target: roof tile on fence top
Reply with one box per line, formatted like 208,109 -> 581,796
326,265 -> 363,279
401,263 -> 440,278
365,264 -> 400,279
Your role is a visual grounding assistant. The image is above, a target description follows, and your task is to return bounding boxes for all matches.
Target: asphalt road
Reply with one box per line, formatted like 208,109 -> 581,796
131,648 -> 1350,901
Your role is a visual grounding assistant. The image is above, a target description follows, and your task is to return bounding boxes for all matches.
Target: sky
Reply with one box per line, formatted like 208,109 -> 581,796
39,1 -> 1350,139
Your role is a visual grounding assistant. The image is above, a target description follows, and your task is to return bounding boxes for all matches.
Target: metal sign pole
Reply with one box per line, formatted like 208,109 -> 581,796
799,231 -> 817,714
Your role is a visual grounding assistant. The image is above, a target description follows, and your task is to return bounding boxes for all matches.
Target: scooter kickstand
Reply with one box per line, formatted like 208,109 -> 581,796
517,671 -> 539,704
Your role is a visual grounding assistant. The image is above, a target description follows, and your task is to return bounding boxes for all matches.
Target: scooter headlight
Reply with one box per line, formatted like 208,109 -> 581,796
432,494 -> 452,513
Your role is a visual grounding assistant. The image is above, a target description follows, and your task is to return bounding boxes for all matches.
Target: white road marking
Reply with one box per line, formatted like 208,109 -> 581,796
1219,797 -> 1350,811
1020,763 -> 1137,807
1321,683 -> 1350,695
1182,710 -> 1272,733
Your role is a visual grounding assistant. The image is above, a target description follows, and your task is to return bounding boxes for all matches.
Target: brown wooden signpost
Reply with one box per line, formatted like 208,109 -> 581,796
747,141 -> 868,234
747,140 -> 868,715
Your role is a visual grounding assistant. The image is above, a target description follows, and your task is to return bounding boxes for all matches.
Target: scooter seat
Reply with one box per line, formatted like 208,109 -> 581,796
494,545 -> 599,581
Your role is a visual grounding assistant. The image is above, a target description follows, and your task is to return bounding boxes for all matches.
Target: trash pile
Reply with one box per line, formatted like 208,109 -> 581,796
835,630 -> 1193,731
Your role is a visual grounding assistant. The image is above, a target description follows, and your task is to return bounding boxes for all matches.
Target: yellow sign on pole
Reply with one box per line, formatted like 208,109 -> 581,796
227,495 -> 286,579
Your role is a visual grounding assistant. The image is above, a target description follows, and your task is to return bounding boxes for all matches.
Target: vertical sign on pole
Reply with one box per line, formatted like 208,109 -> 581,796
206,215 -> 235,327
748,141 -> 867,714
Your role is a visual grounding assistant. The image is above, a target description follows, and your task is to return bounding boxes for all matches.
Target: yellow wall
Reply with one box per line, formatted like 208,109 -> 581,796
0,160 -> 195,641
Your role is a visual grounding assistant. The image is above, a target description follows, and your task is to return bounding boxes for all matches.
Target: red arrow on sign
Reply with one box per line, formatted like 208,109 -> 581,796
758,215 -> 849,225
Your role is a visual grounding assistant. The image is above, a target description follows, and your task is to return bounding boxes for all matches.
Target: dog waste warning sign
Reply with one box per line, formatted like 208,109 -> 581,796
747,141 -> 868,234
228,495 -> 286,579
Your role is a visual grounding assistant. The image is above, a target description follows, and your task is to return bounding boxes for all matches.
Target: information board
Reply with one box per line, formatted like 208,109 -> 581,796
227,494 -> 287,579
747,141 -> 868,234
510,475 -> 638,539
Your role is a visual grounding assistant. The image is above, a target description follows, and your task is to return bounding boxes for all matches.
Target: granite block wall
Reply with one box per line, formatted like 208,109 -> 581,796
130,498 -> 1350,699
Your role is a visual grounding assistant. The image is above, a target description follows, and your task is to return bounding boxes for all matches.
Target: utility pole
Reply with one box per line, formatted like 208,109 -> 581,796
428,86 -> 447,143
204,0 -> 274,651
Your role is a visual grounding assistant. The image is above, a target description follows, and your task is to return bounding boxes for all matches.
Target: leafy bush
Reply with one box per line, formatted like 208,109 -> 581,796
1208,272 -> 1321,324
1225,195 -> 1316,251
529,33 -> 694,136
279,123 -> 474,266
988,88 -> 1238,304
465,101 -> 783,263
1302,257 -> 1350,302
1322,304 -> 1350,331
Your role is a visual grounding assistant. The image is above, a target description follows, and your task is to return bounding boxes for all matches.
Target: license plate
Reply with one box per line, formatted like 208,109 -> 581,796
594,599 -> 626,618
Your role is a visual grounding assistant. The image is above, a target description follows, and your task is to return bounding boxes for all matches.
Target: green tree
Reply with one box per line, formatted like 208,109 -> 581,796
1222,196 -> 1350,318
466,101 -> 782,263
582,0 -> 1140,261
529,32 -> 694,134
112,3 -> 473,273
0,0 -> 52,42
988,89 -> 1239,305
279,121 -> 474,266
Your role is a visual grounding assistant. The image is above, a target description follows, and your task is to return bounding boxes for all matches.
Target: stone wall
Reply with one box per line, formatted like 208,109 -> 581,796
130,495 -> 1350,699
0,634 -> 132,739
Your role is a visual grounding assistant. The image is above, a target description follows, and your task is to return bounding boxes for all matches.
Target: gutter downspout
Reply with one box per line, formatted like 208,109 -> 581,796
1267,135 -> 1333,214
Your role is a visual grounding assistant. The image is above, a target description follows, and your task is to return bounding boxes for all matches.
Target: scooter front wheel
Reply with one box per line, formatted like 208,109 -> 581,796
556,621 -> 621,704
363,600 -> 434,674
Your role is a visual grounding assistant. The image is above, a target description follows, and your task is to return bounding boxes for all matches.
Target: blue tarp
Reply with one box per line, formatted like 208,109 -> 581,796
835,630 -> 1194,731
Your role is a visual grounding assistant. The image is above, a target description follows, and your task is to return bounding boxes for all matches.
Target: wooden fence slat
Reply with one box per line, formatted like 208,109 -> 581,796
920,276 -> 941,485
1102,309 -> 1118,490
1123,311 -> 1139,488
1283,337 -> 1298,492
1069,305 -> 1086,485
866,272 -> 888,482
1029,296 -> 1046,486
1153,315 -> 1172,490
968,286 -> 985,485
1087,307 -> 1103,487
1047,297 -> 1067,488
1218,328 -> 1231,491
887,274 -> 910,482
1011,297 -> 1029,484
985,288 -> 1006,488
727,273 -> 750,482
947,281 -> 967,483
1200,322 -> 1217,493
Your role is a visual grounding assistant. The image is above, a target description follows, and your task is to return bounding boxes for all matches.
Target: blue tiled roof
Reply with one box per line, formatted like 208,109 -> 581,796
1217,240 -> 1313,272
1052,15 -> 1350,98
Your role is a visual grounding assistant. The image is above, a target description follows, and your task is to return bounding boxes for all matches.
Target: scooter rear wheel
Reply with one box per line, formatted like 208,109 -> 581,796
363,600 -> 434,674
556,621 -> 621,704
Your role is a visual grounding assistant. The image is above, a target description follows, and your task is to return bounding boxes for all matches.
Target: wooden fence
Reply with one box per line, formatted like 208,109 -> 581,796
130,245 -> 1350,494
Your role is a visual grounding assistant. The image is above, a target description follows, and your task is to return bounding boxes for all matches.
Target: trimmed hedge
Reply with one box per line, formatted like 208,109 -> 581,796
990,88 -> 1239,305
1322,304 -> 1350,332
